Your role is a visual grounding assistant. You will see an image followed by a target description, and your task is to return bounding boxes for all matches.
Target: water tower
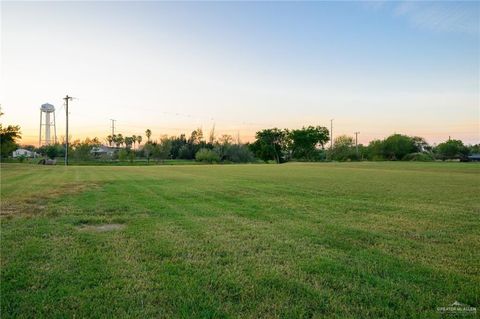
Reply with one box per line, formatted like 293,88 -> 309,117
39,103 -> 57,145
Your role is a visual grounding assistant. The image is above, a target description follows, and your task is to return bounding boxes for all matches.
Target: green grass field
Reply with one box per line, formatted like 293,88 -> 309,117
1,162 -> 479,318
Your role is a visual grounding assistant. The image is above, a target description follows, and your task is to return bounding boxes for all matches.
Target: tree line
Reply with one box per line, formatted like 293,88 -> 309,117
1,109 -> 478,163
4,127 -> 255,164
249,127 -> 479,162
139,128 -> 254,163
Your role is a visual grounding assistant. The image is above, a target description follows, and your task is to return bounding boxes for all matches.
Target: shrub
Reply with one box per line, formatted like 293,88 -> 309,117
329,135 -> 358,161
179,144 -> 195,160
195,148 -> 219,163
40,144 -> 64,159
403,152 -> 434,161
129,151 -> 135,163
118,149 -> 128,161
223,144 -> 254,163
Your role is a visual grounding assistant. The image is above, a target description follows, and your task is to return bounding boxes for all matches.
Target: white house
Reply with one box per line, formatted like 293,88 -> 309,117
12,148 -> 37,158
90,145 -> 116,157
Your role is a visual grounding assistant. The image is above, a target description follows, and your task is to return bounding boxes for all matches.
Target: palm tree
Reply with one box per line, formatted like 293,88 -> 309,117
116,134 -> 124,148
145,129 -> 152,143
132,135 -> 137,149
136,135 -> 143,148
124,137 -> 133,149
112,134 -> 118,148
107,135 -> 113,147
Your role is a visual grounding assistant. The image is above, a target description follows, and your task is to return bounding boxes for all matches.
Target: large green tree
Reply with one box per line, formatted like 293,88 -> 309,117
365,139 -> 384,160
289,126 -> 329,160
152,136 -> 172,163
382,134 -> 417,160
0,124 -> 21,158
170,134 -> 187,159
250,128 -> 289,163
0,108 -> 22,158
435,139 -> 469,160
71,137 -> 101,161
143,142 -> 154,164
330,135 -> 357,161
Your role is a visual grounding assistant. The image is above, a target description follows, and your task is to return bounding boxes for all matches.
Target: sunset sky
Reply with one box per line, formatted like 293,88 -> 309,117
1,1 -> 479,146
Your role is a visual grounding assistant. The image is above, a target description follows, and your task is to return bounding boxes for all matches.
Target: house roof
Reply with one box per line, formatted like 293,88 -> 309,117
90,145 -> 115,153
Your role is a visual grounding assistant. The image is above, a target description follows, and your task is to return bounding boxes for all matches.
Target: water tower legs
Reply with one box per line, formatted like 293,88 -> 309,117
45,112 -> 51,144
39,103 -> 57,146
39,109 -> 42,147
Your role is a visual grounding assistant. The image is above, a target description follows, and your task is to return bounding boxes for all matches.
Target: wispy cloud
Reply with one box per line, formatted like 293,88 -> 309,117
394,1 -> 479,34
361,0 -> 387,12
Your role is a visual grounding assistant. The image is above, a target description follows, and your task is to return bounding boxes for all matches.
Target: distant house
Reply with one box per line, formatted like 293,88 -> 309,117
12,148 -> 37,158
90,145 -> 116,157
468,154 -> 480,162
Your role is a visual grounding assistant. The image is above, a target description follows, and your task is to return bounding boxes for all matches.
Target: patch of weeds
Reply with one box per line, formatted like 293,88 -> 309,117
70,216 -> 128,227
77,224 -> 126,232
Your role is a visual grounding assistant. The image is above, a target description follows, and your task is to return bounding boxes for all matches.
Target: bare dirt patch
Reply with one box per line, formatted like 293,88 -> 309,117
1,182 -> 101,217
77,224 -> 126,232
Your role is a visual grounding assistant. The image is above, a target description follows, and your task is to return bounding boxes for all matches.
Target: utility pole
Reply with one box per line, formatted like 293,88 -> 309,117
110,119 -> 116,136
330,119 -> 334,150
64,95 -> 73,166
354,131 -> 360,157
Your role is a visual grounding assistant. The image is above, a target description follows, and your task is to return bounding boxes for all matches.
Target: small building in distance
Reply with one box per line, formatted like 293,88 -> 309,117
90,145 -> 116,157
467,154 -> 480,162
12,148 -> 38,158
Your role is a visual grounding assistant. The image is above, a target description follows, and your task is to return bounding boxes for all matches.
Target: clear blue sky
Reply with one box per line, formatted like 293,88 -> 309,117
2,1 -> 479,145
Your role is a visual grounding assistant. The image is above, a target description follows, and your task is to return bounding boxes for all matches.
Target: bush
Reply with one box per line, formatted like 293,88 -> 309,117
403,152 -> 434,161
223,144 -> 254,163
371,155 -> 385,161
129,151 -> 135,163
179,144 -> 195,160
73,144 -> 94,161
329,135 -> 359,161
39,144 -> 64,159
118,149 -> 128,161
195,148 -> 219,163
314,149 -> 327,161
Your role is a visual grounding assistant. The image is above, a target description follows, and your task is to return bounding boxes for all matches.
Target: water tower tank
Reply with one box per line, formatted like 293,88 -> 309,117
39,103 -> 57,145
41,103 -> 55,113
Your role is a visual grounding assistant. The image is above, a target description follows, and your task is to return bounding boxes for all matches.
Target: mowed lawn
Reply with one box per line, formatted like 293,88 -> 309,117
1,162 -> 479,318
